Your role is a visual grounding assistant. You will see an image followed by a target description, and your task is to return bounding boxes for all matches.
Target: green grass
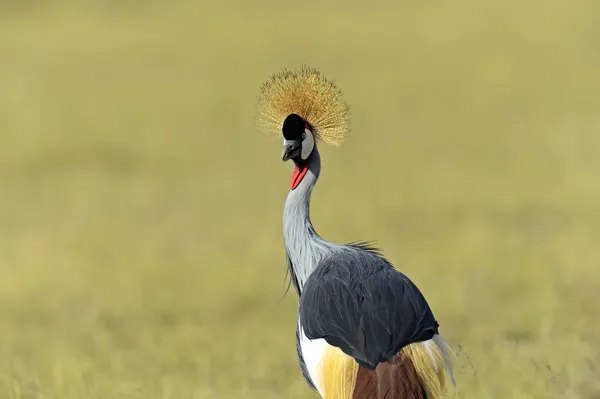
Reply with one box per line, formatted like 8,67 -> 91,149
0,1 -> 599,397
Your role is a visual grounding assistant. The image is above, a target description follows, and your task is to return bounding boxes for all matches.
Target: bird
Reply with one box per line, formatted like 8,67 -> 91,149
255,65 -> 455,399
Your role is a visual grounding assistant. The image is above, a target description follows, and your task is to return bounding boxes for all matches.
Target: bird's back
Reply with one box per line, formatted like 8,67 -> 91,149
297,244 -> 454,398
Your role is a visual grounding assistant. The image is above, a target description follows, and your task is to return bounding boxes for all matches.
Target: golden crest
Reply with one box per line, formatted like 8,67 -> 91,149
256,65 -> 351,147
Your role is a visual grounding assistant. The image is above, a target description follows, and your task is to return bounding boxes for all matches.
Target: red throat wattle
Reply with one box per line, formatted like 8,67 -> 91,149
290,164 -> 309,190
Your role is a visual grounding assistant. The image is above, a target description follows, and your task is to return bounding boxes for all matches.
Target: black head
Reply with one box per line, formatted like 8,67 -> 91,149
281,114 -> 315,163
282,114 -> 306,141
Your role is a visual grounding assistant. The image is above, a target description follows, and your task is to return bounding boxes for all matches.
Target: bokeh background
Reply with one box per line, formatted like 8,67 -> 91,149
1,1 -> 600,398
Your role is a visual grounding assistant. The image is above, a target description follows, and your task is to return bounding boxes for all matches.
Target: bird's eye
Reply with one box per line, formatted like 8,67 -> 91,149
302,132 -> 306,139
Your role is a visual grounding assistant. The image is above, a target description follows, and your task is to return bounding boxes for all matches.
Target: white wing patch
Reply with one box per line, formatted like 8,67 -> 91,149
299,324 -> 329,397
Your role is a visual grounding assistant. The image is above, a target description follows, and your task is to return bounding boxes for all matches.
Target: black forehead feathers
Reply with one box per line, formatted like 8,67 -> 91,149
282,114 -> 306,140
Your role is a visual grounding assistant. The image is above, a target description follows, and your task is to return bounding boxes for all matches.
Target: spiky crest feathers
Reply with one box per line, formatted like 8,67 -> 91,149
256,65 -> 351,147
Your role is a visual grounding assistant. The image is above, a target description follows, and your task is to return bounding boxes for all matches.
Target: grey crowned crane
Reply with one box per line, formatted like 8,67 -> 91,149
256,66 -> 455,399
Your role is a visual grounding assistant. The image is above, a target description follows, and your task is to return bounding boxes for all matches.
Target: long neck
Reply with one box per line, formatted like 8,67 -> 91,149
283,148 -> 333,291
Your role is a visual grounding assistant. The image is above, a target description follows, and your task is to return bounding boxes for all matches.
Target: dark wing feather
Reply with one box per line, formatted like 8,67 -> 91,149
299,248 -> 439,370
285,250 -> 301,297
347,240 -> 385,257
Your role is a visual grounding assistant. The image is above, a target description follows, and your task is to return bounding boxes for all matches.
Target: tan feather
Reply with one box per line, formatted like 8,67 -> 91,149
318,345 -> 359,398
255,65 -> 351,147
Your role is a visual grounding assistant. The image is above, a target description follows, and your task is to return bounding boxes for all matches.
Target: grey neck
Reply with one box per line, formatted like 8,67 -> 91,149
283,148 -> 335,292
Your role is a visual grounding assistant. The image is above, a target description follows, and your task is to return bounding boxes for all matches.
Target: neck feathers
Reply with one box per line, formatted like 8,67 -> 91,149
283,149 -> 333,292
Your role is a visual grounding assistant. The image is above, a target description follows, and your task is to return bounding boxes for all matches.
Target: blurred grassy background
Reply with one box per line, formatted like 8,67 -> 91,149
1,0 -> 599,398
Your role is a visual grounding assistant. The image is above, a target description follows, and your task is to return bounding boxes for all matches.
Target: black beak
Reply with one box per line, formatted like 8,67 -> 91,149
282,140 -> 302,162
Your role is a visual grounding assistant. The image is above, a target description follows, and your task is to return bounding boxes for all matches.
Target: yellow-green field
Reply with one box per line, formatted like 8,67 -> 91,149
1,1 -> 600,398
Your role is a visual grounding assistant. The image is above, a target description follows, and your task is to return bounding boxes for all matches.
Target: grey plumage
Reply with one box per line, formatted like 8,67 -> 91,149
283,148 -> 334,292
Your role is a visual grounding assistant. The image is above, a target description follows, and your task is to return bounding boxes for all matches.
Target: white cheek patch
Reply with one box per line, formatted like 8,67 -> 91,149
301,129 -> 315,160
